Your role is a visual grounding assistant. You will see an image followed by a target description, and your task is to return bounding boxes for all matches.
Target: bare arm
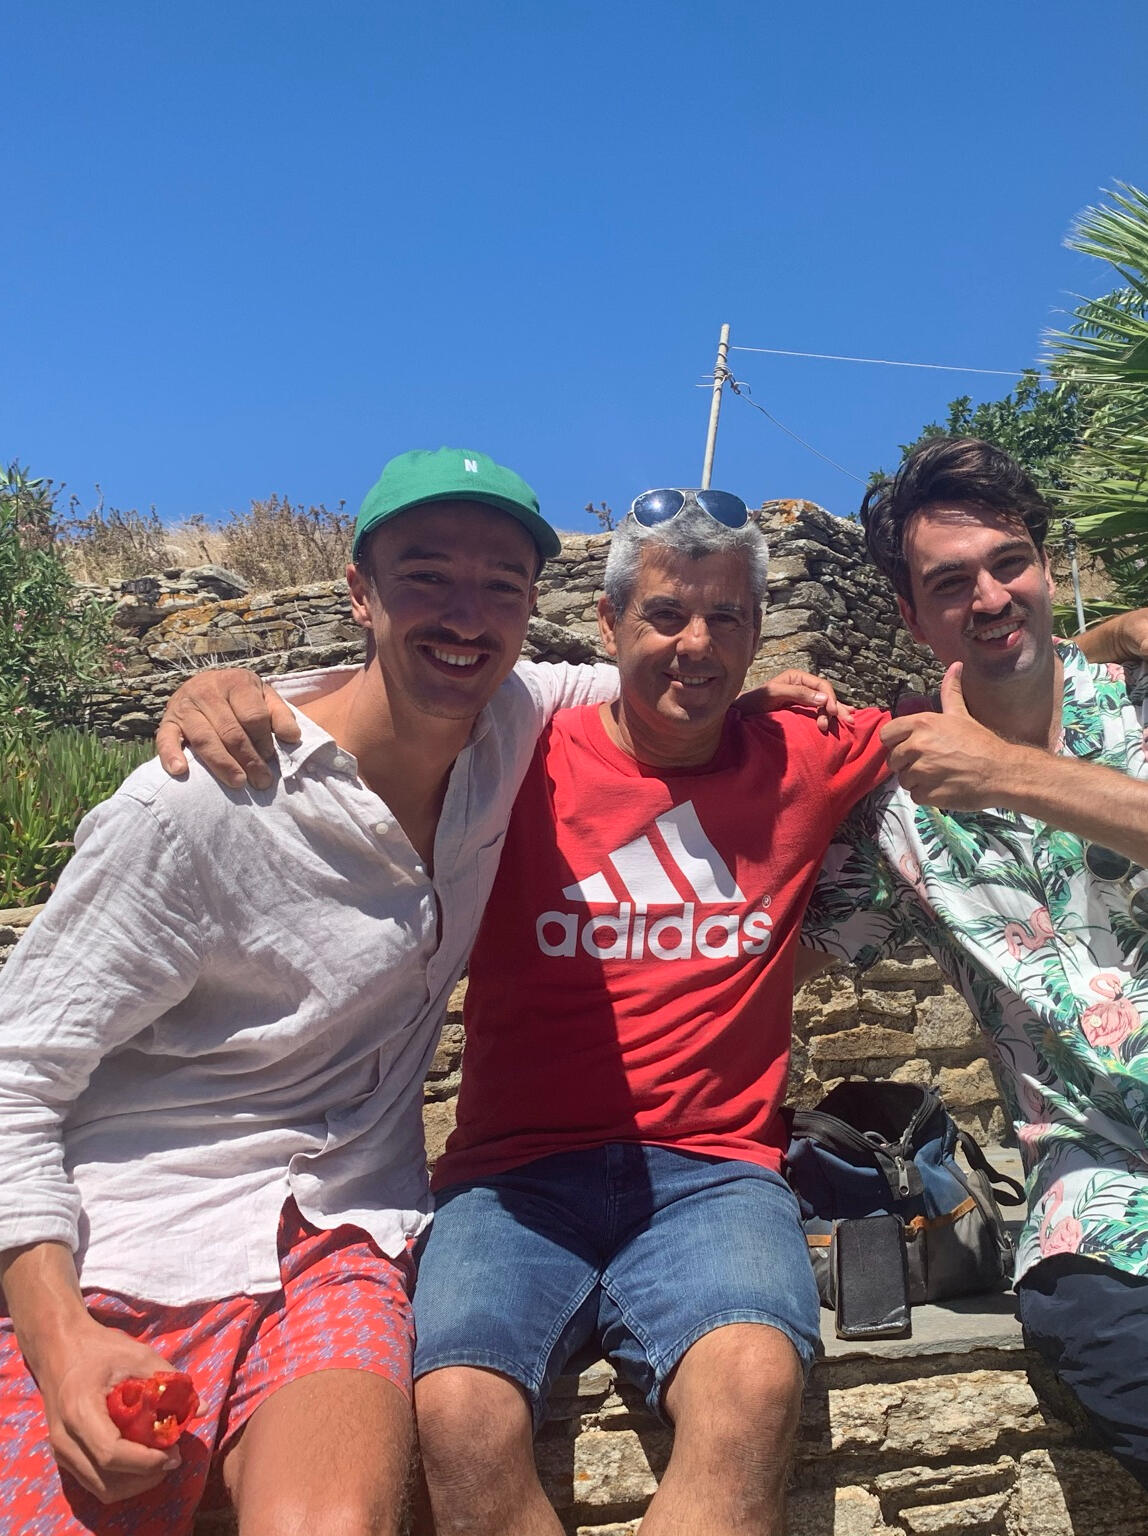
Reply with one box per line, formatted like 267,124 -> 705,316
882,663 -> 1148,866
1074,609 -> 1148,665
156,668 -> 301,788
1,1242 -> 181,1503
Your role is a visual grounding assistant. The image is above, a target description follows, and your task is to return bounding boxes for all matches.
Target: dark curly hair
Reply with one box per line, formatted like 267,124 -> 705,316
859,437 -> 1051,602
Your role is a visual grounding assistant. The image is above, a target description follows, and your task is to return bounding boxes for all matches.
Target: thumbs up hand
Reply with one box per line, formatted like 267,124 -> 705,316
879,663 -> 1022,810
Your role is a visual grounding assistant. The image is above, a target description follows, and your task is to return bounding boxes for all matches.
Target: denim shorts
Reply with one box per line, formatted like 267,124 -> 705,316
414,1143 -> 821,1427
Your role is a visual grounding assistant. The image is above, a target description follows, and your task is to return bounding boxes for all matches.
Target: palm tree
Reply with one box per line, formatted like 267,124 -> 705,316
1046,183 -> 1148,612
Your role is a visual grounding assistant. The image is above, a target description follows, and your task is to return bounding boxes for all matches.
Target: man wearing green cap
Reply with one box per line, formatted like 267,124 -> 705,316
0,449 -> 623,1536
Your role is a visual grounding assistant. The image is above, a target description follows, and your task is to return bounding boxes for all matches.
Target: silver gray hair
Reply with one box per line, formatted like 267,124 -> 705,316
602,500 -> 770,614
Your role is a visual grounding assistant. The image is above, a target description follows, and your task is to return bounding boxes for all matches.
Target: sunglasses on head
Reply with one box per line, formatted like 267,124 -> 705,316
1085,843 -> 1148,931
628,488 -> 750,530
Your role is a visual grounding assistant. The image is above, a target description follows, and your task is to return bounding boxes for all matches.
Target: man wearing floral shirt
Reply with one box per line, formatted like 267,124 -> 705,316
802,435 -> 1148,1487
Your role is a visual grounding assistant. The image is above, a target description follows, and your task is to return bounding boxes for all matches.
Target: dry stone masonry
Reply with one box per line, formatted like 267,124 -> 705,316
71,503 -> 942,739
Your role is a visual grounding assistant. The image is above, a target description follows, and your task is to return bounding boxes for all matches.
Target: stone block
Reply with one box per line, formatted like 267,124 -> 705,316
794,990 -> 860,1035
892,1058 -> 935,1088
874,1457 -> 1015,1500
861,955 -> 943,985
428,1021 -> 465,1080
901,1491 -> 1010,1532
937,1059 -> 1001,1110
422,1097 -> 457,1169
535,1426 -> 669,1512
1014,1446 -> 1148,1535
809,1027 -> 918,1064
860,988 -> 917,1020
788,1487 -> 886,1535
915,993 -> 978,1051
761,608 -> 815,639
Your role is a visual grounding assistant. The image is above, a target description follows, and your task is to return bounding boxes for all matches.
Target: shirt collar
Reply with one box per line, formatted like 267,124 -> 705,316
273,690 -> 495,785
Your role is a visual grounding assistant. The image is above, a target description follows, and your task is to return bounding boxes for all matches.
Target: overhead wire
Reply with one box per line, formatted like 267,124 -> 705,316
729,344 -> 1054,380
709,370 -> 868,484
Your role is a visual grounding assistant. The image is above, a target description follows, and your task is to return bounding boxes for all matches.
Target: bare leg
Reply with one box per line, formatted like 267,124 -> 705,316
415,1366 -> 562,1536
640,1324 -> 803,1536
223,1368 -> 414,1536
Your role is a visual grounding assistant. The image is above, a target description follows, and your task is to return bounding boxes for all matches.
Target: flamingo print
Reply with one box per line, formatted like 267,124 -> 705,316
1039,1178 -> 1083,1258
1004,906 -> 1055,960
1081,973 -> 1139,1051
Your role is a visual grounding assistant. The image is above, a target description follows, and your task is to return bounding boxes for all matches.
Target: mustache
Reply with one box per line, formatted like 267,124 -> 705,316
413,627 -> 504,657
962,605 -> 1024,638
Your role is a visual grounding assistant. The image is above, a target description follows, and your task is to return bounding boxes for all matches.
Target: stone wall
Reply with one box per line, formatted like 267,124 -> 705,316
72,503 -> 942,739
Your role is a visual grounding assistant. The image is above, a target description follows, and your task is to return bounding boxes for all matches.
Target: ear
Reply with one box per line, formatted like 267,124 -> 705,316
347,562 -> 373,632
1041,549 -> 1055,603
897,593 -> 927,645
597,593 -> 620,657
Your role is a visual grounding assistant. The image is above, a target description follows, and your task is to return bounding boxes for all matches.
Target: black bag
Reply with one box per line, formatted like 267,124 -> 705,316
783,1080 -> 1025,1309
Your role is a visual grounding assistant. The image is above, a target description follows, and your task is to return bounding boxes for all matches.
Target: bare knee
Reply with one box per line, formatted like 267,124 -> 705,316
667,1324 -> 805,1454
416,1366 -> 535,1484
239,1491 -> 402,1536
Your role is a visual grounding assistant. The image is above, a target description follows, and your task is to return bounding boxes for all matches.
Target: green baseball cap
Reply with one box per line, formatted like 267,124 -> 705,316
352,447 -> 561,564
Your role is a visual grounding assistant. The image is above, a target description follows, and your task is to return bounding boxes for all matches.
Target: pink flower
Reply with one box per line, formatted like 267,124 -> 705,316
1040,1216 -> 1084,1257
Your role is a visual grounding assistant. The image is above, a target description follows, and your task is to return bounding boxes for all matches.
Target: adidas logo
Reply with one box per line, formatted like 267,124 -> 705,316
536,801 -> 773,962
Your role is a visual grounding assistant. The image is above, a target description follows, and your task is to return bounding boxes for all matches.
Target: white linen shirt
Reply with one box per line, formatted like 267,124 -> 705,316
0,659 -> 618,1307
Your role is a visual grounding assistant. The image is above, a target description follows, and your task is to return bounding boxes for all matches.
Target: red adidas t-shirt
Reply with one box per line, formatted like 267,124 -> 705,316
433,702 -> 891,1188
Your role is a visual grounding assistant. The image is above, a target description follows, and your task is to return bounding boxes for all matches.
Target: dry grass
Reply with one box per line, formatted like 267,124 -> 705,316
61,497 -> 354,589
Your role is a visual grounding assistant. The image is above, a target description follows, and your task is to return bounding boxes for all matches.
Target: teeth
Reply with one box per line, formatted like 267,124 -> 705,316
675,677 -> 713,687
429,648 -> 479,667
973,622 -> 1020,642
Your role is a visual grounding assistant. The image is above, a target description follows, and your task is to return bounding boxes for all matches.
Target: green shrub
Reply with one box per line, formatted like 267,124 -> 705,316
0,463 -> 114,730
0,728 -> 152,907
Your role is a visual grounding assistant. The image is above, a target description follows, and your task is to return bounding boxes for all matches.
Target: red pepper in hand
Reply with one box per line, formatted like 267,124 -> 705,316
106,1371 -> 199,1449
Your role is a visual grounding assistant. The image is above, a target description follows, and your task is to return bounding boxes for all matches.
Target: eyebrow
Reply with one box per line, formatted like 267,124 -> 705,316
918,539 -> 1034,588
395,545 -> 532,581
641,594 -> 749,616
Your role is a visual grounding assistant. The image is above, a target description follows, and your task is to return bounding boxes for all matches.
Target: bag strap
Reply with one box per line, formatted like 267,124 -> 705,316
957,1129 -> 1025,1207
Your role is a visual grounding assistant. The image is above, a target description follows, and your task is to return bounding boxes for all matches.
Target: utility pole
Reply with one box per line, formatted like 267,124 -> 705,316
701,323 -> 731,489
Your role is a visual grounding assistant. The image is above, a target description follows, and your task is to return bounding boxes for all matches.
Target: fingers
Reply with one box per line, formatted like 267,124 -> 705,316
51,1405 -> 179,1504
155,721 -> 189,778
265,685 -> 303,747
939,661 -> 967,714
156,670 -> 278,790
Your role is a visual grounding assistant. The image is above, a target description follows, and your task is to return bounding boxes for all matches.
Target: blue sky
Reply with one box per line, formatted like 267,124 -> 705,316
6,1 -> 1147,534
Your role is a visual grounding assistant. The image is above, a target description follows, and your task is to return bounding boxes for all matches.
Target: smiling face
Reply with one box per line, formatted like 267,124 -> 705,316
899,503 -> 1056,686
598,544 -> 760,765
349,500 -> 539,722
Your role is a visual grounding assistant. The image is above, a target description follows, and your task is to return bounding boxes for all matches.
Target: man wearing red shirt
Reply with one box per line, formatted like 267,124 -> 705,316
412,491 -> 890,1536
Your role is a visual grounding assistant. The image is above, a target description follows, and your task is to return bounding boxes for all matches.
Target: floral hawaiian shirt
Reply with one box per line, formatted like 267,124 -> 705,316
803,644 -> 1148,1284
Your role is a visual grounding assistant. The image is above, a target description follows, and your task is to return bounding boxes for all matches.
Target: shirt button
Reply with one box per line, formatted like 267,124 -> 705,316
374,822 -> 389,837
331,754 -> 352,774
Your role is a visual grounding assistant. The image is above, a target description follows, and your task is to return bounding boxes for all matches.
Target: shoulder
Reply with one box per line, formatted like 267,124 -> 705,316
740,704 -> 890,759
73,752 -> 251,854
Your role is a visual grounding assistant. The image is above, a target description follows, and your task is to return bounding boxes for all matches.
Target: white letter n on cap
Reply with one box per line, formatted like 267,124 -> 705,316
464,458 -> 478,473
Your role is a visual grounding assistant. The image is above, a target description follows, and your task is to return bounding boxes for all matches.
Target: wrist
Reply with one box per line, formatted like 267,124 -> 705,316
981,742 -> 1040,810
1,1242 -> 94,1377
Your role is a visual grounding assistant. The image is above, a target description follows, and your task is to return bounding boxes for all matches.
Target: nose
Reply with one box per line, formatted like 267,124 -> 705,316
437,581 -> 487,638
971,570 -> 1011,613
676,614 -> 714,658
